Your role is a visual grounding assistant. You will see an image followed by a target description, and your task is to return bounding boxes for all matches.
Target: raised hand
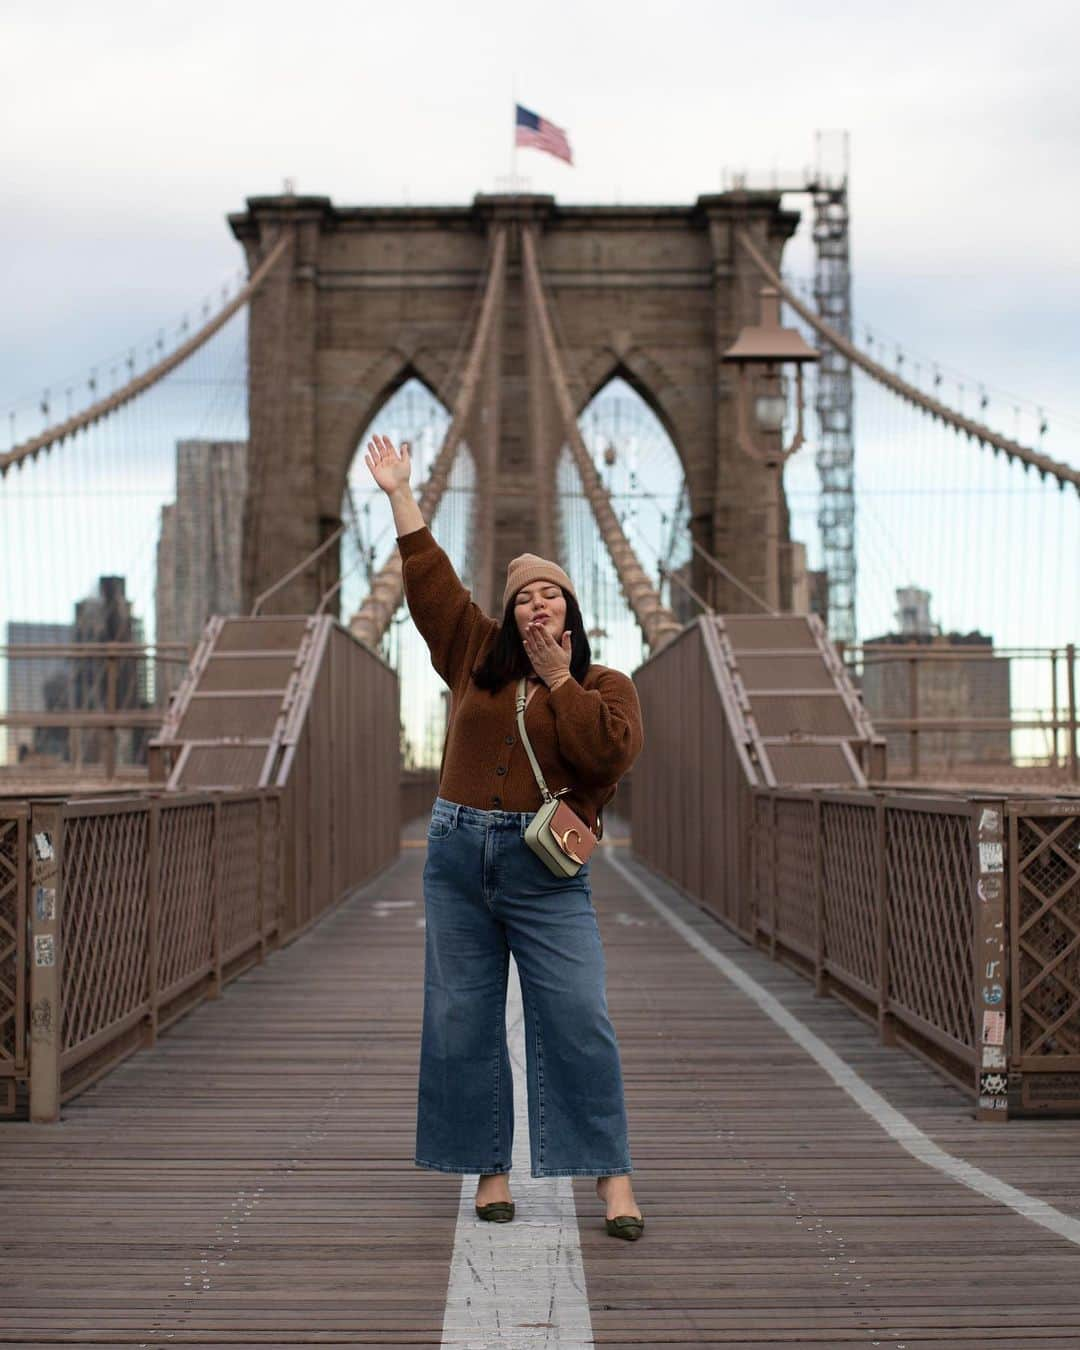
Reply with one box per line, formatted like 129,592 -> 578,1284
364,433 -> 412,495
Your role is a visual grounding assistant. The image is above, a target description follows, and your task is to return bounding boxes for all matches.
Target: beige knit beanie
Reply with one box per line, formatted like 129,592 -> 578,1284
502,552 -> 577,613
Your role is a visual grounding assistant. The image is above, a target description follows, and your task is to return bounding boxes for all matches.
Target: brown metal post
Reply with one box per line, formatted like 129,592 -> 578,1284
256,794 -> 267,962
748,791 -> 758,934
144,796 -> 160,1047
971,798 -> 1008,1120
148,743 -> 165,783
210,796 -> 223,997
1007,807 -> 1021,1099
769,794 -> 778,959
4,805 -> 29,1114
1049,648 -> 1059,769
28,801 -> 62,1123
907,656 -> 920,778
1066,643 -> 1078,785
813,794 -> 825,996
875,796 -> 895,1044
271,790 -> 284,948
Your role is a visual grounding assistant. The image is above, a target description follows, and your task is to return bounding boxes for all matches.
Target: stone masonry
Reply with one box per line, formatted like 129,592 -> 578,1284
228,191 -> 801,619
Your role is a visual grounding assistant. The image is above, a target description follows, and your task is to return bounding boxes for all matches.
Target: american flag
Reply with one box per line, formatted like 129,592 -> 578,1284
515,104 -> 573,165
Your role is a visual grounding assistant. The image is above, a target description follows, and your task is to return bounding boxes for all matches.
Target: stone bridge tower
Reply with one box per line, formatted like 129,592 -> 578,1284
229,190 -> 800,618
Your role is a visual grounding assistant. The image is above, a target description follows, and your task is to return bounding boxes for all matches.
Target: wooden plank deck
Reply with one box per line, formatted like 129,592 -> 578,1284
3,810 -> 1080,1346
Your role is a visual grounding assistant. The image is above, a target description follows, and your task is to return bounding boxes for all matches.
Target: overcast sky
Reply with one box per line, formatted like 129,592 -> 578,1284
2,0 -> 1077,770
3,0 -> 1079,445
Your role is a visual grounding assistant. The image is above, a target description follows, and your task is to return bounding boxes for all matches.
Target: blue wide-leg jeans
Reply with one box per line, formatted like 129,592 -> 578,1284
415,795 -> 633,1178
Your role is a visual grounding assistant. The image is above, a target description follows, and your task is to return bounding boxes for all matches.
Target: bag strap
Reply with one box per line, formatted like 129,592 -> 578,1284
515,676 -> 561,804
515,677 -> 601,838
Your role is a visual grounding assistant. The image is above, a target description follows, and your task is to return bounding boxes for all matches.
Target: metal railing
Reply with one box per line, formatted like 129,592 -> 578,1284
3,607 -> 404,1119
0,803 -> 28,1116
749,786 -> 1080,1115
1009,801 -> 1080,1111
751,788 -> 982,1078
17,788 -> 282,1120
632,615 -> 1080,1116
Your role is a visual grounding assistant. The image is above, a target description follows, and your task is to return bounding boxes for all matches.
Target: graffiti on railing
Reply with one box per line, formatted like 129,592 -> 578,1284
751,786 -> 1080,1117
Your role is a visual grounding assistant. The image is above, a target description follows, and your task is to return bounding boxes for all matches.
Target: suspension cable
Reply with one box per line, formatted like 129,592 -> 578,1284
349,226 -> 508,646
1,233 -> 291,477
521,227 -> 683,654
736,229 -> 1079,496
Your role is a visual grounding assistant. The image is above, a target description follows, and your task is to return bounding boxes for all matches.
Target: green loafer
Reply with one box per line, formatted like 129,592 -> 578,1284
475,1200 -> 515,1222
605,1214 -> 645,1240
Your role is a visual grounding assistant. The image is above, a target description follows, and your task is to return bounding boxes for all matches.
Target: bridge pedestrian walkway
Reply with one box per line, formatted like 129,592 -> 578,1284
4,813 -> 1080,1347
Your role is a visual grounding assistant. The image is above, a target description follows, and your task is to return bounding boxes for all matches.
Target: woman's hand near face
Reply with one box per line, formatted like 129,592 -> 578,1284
523,620 -> 572,688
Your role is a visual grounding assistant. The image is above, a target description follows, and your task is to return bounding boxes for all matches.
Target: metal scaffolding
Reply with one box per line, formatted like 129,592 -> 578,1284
724,132 -> 856,643
810,136 -> 856,645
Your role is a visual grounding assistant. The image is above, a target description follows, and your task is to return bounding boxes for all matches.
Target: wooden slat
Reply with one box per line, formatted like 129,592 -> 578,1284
3,812 -> 1080,1344
578,828 -> 1080,1346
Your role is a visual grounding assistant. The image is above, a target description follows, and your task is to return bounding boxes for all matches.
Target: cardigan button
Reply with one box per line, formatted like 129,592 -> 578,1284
496,765 -> 507,775
505,734 -> 514,745
491,795 -> 502,806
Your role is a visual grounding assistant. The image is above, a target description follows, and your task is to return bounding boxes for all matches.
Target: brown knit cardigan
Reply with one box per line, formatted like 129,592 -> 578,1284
397,524 -> 644,835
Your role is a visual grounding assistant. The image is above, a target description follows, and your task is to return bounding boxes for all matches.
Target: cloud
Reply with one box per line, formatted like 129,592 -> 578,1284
2,0 -> 1078,456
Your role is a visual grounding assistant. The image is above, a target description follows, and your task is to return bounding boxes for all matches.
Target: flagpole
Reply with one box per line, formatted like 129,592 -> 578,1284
511,74 -> 518,191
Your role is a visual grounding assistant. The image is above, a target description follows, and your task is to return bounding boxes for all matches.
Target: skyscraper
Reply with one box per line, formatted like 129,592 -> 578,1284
155,439 -> 247,704
4,621 -> 72,765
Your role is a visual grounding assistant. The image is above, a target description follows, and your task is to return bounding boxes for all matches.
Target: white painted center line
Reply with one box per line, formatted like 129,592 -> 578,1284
440,954 -> 595,1348
604,844 -> 1080,1248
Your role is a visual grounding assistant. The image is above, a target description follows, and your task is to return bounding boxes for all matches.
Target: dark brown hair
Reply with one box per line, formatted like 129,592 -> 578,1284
470,586 -> 592,693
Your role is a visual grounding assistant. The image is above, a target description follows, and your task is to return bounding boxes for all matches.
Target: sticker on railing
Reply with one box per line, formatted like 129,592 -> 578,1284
980,1072 -> 1008,1096
978,842 -> 1004,873
30,998 -> 52,1033
34,935 -> 55,967
32,831 -> 53,863
978,1095 -> 1008,1112
982,983 -> 1004,1006
34,885 -> 55,921
977,807 -> 1002,836
982,1010 -> 1006,1045
982,1046 -> 1006,1070
977,876 -> 1002,903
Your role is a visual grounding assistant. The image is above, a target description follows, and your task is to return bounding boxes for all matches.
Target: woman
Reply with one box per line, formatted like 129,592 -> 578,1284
365,432 -> 645,1241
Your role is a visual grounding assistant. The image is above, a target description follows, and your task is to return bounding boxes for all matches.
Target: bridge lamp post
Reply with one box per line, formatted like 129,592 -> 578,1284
722,286 -> 819,610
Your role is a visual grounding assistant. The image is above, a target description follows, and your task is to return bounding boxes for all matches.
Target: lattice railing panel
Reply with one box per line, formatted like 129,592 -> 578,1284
752,795 -> 774,935
774,799 -> 817,959
220,799 -> 260,957
261,796 -> 282,935
0,812 -> 26,1075
887,807 -> 973,1050
158,801 -> 215,997
1014,815 -> 1080,1061
62,808 -> 149,1053
16,786 -> 316,1118
821,801 -> 878,992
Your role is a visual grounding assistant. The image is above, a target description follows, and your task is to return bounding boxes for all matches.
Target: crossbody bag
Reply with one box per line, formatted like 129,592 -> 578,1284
515,675 -> 600,878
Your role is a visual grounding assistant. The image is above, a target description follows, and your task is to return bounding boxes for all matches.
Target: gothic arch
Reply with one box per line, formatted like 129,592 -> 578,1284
574,348 -> 693,475
322,353 -> 454,522
233,191 -> 799,614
